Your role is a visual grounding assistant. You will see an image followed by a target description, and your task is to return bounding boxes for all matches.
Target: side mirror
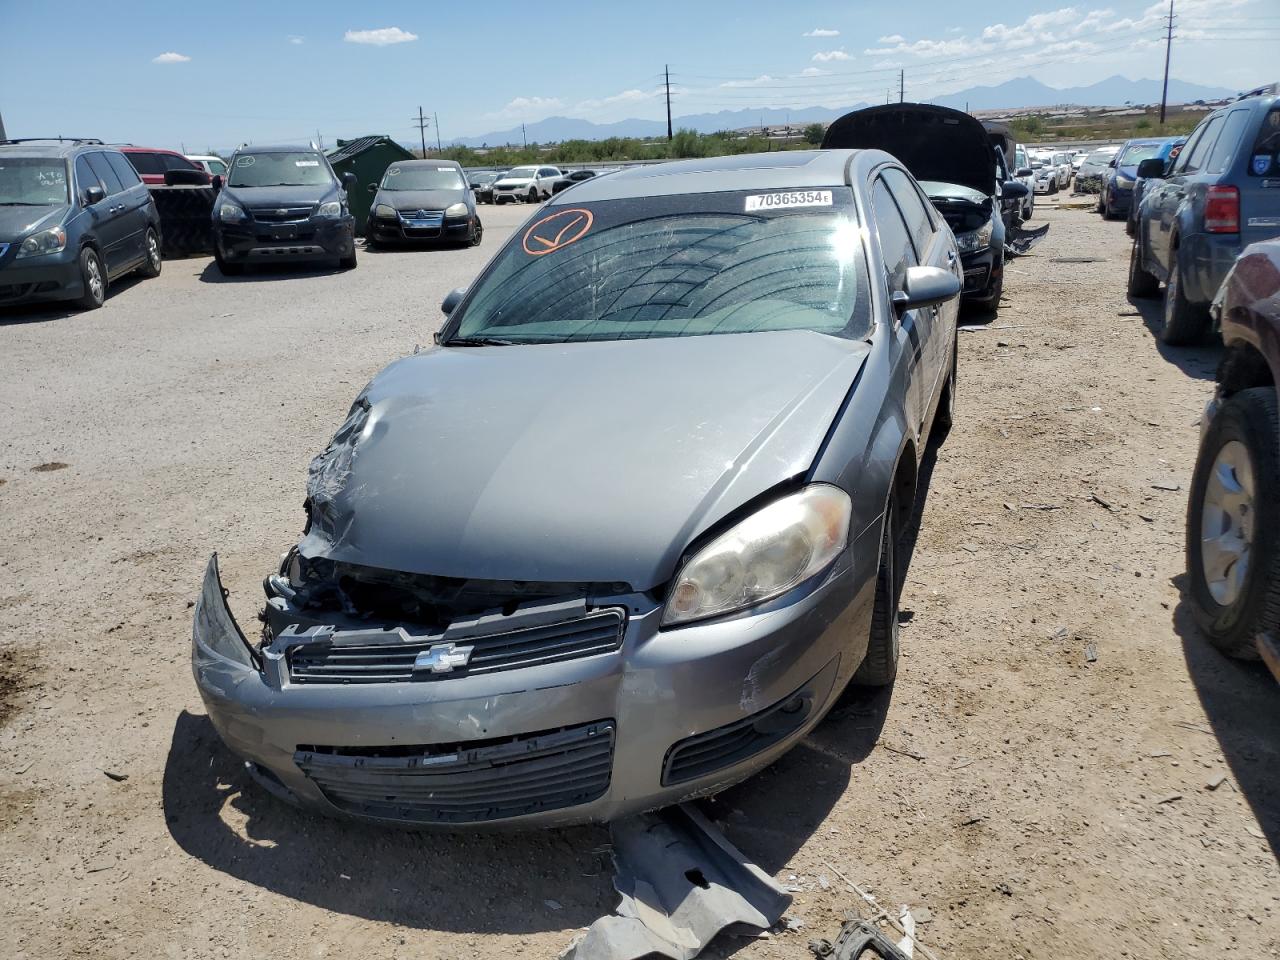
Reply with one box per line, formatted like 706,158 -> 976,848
893,265 -> 961,313
367,182 -> 378,193
211,174 -> 223,192
1137,158 -> 1166,180
441,286 -> 467,315
1016,167 -> 1033,177
1108,158 -> 1117,168
1001,181 -> 1029,200
83,185 -> 105,206
341,172 -> 358,192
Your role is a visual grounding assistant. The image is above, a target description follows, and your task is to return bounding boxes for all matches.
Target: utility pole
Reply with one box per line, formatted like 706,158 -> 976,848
522,122 -> 527,149
665,64 -> 673,142
413,106 -> 429,157
0,108 -> 7,141
1159,0 -> 1176,126
433,113 -> 442,151
899,70 -> 905,103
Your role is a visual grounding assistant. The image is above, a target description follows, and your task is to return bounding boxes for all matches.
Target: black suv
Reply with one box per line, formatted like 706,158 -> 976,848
211,145 -> 357,275
0,138 -> 162,310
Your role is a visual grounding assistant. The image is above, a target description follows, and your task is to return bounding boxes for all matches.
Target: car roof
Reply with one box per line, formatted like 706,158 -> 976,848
232,144 -> 321,154
547,150 -> 887,204
389,158 -> 462,168
0,139 -> 108,159
120,145 -> 185,155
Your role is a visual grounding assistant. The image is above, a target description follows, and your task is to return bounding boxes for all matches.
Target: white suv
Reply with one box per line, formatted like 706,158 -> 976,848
490,165 -> 563,204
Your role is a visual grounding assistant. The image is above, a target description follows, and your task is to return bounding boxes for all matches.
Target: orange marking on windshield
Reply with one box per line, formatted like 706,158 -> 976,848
523,208 -> 594,256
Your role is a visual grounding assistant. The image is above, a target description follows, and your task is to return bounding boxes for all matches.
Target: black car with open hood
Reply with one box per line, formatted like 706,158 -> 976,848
824,103 -> 1026,311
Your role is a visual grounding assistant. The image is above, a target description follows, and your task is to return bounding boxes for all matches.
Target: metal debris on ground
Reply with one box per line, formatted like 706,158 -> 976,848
1005,222 -> 1049,257
808,919 -> 917,960
562,803 -> 791,960
1049,256 -> 1106,263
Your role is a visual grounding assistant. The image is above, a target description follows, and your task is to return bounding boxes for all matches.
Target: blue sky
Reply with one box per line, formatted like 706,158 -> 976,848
1,0 -> 1275,150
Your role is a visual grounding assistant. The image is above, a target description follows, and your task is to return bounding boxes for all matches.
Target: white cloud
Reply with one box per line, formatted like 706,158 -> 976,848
343,26 -> 418,45
575,88 -> 655,112
803,28 -> 840,37
799,67 -> 827,76
812,49 -> 851,62
720,74 -> 778,88
288,35 -> 304,45
152,52 -> 190,64
878,34 -> 905,44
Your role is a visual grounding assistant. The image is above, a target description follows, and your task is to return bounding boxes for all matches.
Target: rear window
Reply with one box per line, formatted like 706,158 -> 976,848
0,156 -> 69,205
1206,109 -> 1253,175
448,188 -> 871,344
125,152 -> 165,175
1250,106 -> 1280,177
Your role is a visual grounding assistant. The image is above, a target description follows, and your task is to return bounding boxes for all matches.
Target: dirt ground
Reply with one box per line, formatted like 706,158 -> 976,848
0,201 -> 1276,960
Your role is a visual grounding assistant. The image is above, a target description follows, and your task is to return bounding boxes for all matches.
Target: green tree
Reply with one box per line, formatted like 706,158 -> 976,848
803,123 -> 825,145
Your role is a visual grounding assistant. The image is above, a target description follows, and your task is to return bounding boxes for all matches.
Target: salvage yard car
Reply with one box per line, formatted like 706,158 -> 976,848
1186,238 -> 1280,683
1100,137 -> 1175,220
0,138 -> 162,310
212,144 -> 358,275
1075,145 -> 1121,194
366,159 -> 482,248
192,149 -> 962,828
491,164 -> 563,204
1128,84 -> 1280,344
823,103 -> 1027,310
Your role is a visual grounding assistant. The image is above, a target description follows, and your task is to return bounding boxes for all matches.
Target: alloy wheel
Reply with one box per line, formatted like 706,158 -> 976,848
1200,439 -> 1256,606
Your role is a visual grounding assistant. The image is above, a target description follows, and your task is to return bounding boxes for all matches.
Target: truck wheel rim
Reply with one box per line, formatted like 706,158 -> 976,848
1200,439 -> 1255,606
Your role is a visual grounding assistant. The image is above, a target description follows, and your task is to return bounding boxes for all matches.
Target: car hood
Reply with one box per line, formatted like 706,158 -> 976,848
494,176 -> 535,186
222,184 -> 337,207
300,330 -> 870,590
375,188 -> 467,210
0,205 -> 65,242
823,103 -> 995,196
916,180 -> 989,206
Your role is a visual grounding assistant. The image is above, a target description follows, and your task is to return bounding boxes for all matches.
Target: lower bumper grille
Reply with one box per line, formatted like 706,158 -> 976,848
295,720 -> 615,824
287,607 -> 626,684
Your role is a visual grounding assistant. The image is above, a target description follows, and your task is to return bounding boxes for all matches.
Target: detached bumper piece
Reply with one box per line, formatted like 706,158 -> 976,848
293,720 -> 615,825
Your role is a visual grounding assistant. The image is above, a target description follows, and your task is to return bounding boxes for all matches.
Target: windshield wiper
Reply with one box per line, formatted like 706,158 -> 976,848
444,336 -> 524,347
0,201 -> 44,206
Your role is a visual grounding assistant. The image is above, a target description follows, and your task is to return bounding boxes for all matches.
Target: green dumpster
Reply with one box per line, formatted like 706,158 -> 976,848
326,135 -> 416,235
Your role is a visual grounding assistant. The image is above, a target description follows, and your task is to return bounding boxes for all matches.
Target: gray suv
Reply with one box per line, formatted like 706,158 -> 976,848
0,138 -> 163,310
1128,83 -> 1280,344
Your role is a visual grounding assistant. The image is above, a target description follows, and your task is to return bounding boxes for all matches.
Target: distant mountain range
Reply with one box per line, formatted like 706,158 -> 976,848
449,75 -> 1238,147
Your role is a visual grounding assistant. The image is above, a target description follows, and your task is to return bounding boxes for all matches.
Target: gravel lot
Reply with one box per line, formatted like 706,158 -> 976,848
1,199 -> 1276,959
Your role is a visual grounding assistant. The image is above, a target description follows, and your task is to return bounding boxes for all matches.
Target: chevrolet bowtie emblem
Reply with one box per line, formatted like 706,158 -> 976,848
413,642 -> 473,674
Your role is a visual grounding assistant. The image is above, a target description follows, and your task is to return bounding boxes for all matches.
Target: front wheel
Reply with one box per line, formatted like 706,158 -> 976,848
138,227 -> 162,278
1186,388 -> 1280,660
214,251 -> 244,276
527,188 -> 539,204
1127,238 -> 1159,298
75,247 -> 106,310
853,496 -> 901,687
470,218 -> 484,247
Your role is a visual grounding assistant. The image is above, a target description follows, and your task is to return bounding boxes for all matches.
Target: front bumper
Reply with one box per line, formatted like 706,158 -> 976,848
214,216 -> 355,263
192,538 -> 876,829
1106,183 -> 1134,215
0,246 -> 83,305
368,214 -> 474,244
492,185 -> 533,202
959,246 -> 999,299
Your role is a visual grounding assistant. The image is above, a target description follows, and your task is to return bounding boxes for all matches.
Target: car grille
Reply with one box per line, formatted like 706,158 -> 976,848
397,210 -> 444,229
286,607 -> 626,684
250,205 -> 314,223
294,720 -> 615,824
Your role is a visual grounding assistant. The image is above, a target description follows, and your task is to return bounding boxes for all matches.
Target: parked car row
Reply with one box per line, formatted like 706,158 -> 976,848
467,166 -> 612,204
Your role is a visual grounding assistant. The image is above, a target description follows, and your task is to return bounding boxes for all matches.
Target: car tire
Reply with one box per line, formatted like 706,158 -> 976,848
853,496 -> 901,687
75,247 -> 106,310
1127,238 -> 1160,299
1160,252 -> 1210,345
527,188 -> 538,204
934,336 -> 957,439
214,251 -> 244,276
470,218 -> 484,247
364,234 -> 379,251
137,227 -> 162,279
1185,387 -> 1280,661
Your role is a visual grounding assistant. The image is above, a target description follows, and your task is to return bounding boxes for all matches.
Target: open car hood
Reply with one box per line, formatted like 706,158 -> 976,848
823,103 -> 996,197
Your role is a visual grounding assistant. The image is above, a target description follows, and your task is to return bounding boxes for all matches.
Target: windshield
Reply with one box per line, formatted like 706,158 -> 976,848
471,172 -> 499,184
504,166 -> 538,179
227,152 -> 332,188
1086,150 -> 1114,164
448,189 -> 870,345
1120,143 -> 1163,166
382,164 -> 466,191
0,157 -> 69,205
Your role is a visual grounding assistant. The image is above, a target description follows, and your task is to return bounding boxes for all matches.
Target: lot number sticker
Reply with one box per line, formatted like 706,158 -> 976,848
745,190 -> 832,212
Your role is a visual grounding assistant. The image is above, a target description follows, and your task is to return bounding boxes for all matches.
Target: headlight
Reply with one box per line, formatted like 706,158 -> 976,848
218,201 -> 247,222
374,203 -> 397,218
1115,174 -> 1134,188
15,226 -> 67,259
445,202 -> 469,218
955,220 -> 993,255
662,484 -> 851,627
317,200 -> 342,217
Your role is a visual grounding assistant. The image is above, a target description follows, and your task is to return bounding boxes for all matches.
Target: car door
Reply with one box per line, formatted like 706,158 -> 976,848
1150,115 -> 1223,272
870,173 -> 926,437
883,166 -> 954,419
74,155 -> 129,276
104,151 -> 151,266
82,151 -> 140,275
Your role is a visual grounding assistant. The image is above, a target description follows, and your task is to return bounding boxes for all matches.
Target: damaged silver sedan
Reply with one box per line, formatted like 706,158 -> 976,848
192,149 -> 961,828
